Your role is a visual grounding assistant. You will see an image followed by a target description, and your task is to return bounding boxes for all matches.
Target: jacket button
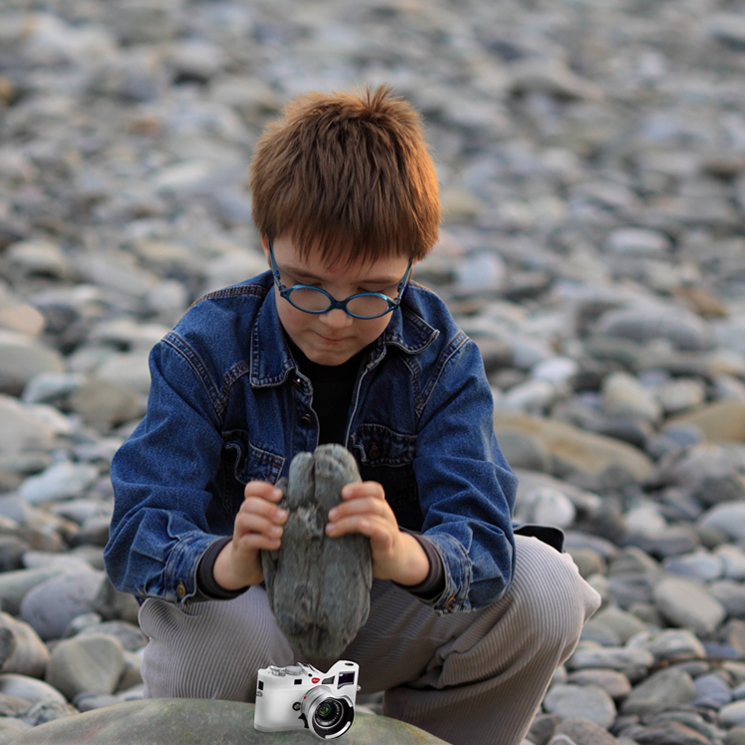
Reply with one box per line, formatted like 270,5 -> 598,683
445,595 -> 455,610
299,413 -> 312,426
293,376 -> 303,388
176,582 -> 187,599
368,442 -> 381,459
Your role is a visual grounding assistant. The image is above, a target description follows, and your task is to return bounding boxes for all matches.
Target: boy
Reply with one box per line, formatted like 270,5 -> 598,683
104,87 -> 600,745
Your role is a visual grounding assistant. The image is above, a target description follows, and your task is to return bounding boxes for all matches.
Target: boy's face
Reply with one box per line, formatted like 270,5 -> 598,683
264,236 -> 414,367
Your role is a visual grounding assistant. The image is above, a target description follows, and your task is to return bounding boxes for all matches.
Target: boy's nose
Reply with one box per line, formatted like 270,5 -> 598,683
320,307 -> 353,328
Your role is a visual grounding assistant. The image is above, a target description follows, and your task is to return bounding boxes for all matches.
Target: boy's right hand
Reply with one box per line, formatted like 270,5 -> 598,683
213,482 -> 287,591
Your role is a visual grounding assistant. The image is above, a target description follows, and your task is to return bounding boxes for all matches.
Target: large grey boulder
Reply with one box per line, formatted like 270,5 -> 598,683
262,445 -> 373,660
10,699 -> 450,744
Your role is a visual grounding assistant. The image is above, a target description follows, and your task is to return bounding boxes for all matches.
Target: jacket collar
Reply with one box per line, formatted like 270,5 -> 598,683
249,274 -> 439,388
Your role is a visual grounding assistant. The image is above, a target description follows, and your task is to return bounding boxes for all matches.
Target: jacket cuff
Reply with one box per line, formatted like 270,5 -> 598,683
196,537 -> 249,601
393,534 -> 445,600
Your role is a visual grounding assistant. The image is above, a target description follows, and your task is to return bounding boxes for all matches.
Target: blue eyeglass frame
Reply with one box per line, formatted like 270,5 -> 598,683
268,240 -> 413,319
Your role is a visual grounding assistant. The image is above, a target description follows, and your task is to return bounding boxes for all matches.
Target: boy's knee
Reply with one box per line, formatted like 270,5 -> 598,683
510,537 -> 601,649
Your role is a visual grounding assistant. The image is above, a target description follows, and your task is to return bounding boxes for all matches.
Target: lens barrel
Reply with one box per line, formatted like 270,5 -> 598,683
303,685 -> 354,739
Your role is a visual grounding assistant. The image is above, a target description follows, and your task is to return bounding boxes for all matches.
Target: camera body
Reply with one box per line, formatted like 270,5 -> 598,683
254,660 -> 359,740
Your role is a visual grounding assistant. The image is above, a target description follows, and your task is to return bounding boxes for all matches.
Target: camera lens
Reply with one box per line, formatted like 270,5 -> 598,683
315,699 -> 342,726
303,686 -> 354,739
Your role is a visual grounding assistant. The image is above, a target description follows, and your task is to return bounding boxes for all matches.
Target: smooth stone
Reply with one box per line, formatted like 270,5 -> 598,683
591,607 -> 648,645
567,548 -> 606,579
693,672 -> 733,709
0,537 -> 28,572
663,552 -> 724,582
710,581 -> 745,618
514,486 -> 576,528
19,461 -> 100,506
580,619 -> 621,647
656,378 -> 707,416
76,621 -> 147,652
531,356 -> 580,387
45,635 -> 125,701
94,350 -> 152,396
5,241 -> 69,278
10,700 -> 449,744
543,683 -> 616,729
21,571 -> 105,641
0,675 -> 65,705
21,700 -> 79,727
700,503 -> 745,542
22,373 -> 85,407
623,720 -> 712,745
0,567 -> 72,616
653,576 -> 727,635
698,473 -> 745,506
0,613 -> 49,679
0,331 -> 66,396
601,372 -> 662,424
667,400 -> 745,444
493,410 -> 655,481
724,727 -> 745,745
500,379 -> 557,414
591,307 -> 716,352
633,629 -> 706,664
605,228 -> 672,257
554,717 -> 620,745
720,701 -> 745,728
68,379 -> 143,431
621,668 -> 696,716
495,431 -> 553,473
0,395 -> 55,455
0,717 -> 32,743
622,525 -> 701,561
567,647 -> 654,674
566,669 -> 631,700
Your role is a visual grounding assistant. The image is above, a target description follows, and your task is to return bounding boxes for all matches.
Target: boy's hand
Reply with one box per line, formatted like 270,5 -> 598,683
213,482 -> 287,591
325,481 -> 430,586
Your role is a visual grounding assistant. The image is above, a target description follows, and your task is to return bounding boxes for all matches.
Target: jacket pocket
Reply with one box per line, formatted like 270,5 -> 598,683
214,430 -> 285,516
350,424 -> 422,531
222,429 -> 285,484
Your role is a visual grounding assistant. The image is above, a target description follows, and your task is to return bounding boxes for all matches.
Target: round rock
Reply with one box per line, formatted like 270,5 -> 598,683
45,634 -> 125,701
543,684 -> 616,729
10,700 -> 450,744
20,571 -> 104,641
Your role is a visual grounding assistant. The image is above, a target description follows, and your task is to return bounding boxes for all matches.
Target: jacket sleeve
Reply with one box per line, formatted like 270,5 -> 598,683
104,336 -> 230,604
413,333 -> 518,614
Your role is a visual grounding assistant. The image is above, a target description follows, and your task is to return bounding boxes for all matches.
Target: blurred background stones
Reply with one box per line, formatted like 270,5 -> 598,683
2,0 -> 745,742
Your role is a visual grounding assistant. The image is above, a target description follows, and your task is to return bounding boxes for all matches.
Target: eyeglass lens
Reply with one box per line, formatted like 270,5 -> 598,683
286,286 -> 392,317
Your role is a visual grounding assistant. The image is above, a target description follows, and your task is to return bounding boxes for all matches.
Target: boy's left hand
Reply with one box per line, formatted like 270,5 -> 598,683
325,481 -> 429,586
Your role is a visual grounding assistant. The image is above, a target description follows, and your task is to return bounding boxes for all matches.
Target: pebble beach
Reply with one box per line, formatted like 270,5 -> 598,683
2,0 -> 745,743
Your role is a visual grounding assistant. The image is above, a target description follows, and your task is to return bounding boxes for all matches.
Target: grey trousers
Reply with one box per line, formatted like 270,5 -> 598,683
138,535 -> 601,745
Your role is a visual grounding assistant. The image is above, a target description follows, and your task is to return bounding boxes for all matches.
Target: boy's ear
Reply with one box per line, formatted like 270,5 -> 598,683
261,236 -> 270,264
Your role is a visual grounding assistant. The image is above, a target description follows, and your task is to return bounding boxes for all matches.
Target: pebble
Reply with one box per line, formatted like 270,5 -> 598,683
1,0 -> 745,742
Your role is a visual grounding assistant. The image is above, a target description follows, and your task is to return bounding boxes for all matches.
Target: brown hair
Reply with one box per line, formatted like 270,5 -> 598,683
249,85 -> 440,265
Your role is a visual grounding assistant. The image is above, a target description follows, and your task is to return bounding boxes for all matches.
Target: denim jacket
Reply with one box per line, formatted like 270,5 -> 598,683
104,272 -> 518,615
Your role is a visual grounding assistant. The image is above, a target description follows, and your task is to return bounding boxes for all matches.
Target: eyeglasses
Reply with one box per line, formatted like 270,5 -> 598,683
268,240 -> 413,319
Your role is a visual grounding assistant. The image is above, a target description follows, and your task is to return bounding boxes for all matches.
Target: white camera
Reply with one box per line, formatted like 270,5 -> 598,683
254,660 -> 359,739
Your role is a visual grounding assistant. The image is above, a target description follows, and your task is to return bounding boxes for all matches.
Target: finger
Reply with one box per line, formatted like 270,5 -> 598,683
244,481 -> 284,502
235,510 -> 285,537
233,531 -> 282,552
341,481 -> 385,500
328,497 -> 389,522
326,514 -> 392,542
240,496 -> 287,524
